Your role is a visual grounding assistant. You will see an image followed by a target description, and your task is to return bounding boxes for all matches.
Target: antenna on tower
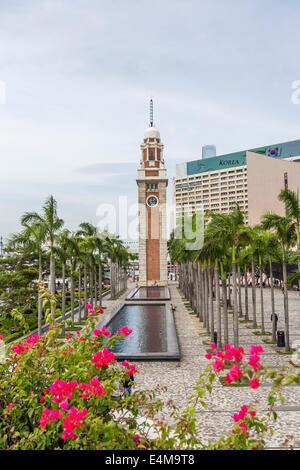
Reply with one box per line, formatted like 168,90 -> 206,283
150,99 -> 153,127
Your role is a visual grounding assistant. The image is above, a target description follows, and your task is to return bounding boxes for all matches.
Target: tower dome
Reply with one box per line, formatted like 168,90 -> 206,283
144,126 -> 160,140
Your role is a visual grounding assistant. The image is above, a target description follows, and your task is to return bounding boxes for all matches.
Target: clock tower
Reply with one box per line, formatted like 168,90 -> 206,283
137,101 -> 168,286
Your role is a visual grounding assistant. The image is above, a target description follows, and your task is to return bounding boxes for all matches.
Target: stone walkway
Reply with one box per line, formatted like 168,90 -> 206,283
99,283 -> 300,449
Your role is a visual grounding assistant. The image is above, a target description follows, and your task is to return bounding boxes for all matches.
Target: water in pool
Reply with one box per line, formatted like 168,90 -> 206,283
132,287 -> 167,299
107,304 -> 167,354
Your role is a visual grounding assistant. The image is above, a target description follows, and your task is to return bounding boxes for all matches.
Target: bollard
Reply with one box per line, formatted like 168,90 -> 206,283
213,331 -> 217,344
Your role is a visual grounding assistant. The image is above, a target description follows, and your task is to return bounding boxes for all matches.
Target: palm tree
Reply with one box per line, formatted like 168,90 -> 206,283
261,213 -> 296,351
67,234 -> 81,322
55,229 -> 71,335
238,248 -> 252,322
7,221 -> 47,335
250,228 -> 276,334
204,206 -> 245,347
105,234 -> 124,298
77,223 -> 98,309
279,188 -> 300,295
197,233 -> 225,348
243,226 -> 259,329
21,196 -> 64,320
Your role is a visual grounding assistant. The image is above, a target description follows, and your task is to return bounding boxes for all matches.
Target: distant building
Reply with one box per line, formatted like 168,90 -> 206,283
173,139 -> 300,227
202,145 -> 216,159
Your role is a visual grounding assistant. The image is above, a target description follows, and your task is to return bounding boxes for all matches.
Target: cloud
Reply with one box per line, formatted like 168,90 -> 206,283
75,162 -> 136,175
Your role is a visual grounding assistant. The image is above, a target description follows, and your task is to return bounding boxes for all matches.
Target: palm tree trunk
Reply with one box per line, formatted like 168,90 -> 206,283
61,262 -> 66,335
244,265 -> 249,322
84,264 -> 88,320
202,265 -> 206,328
205,264 -> 210,333
89,269 -> 93,306
283,259 -> 290,352
251,258 -> 257,328
94,268 -> 97,305
209,264 -> 214,342
78,266 -> 81,323
50,252 -> 56,320
259,263 -> 265,334
214,261 -> 222,348
110,261 -> 114,298
232,259 -> 239,348
221,274 -> 228,344
269,258 -> 276,342
198,262 -> 203,322
238,264 -> 243,318
98,262 -> 102,306
70,272 -> 74,322
38,253 -> 43,336
227,274 -> 232,308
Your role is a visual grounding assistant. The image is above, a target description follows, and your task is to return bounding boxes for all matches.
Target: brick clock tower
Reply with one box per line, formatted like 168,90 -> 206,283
137,101 -> 168,286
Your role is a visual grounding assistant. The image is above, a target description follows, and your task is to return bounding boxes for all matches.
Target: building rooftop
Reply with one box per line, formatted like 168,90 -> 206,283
177,138 -> 300,176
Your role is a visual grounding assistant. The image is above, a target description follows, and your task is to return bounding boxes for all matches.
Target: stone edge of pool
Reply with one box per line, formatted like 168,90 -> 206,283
97,302 -> 180,361
125,287 -> 171,301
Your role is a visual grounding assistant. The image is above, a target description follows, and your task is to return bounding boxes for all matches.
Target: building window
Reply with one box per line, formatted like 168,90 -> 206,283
149,150 -> 154,160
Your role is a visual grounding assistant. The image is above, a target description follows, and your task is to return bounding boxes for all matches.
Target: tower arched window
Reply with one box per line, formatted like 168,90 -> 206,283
149,150 -> 154,160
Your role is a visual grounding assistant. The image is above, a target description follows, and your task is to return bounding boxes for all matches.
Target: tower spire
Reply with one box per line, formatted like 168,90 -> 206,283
150,99 -> 153,127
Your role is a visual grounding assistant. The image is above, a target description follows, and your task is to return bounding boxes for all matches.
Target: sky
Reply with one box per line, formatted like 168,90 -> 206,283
1,0 -> 300,241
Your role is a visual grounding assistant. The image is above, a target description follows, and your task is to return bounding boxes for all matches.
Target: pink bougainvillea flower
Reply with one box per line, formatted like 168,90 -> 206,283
212,358 -> 223,373
122,360 -> 129,367
116,326 -> 133,337
232,413 -> 240,422
226,364 -> 243,383
211,343 -> 217,350
127,364 -> 138,376
248,354 -> 261,372
97,307 -> 104,314
85,304 -> 92,309
91,347 -> 116,369
216,350 -> 225,359
239,422 -> 248,433
250,410 -> 256,416
93,326 -> 111,337
49,379 -> 78,404
90,376 -> 100,387
249,377 -> 260,389
88,309 -> 95,315
205,353 -> 213,360
231,405 -> 249,423
133,435 -> 140,442
249,345 -> 264,355
40,397 -> 45,403
60,399 -> 69,411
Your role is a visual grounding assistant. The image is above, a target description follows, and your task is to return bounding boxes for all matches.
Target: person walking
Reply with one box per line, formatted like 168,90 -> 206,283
170,304 -> 176,313
270,313 -> 279,331
122,372 -> 134,397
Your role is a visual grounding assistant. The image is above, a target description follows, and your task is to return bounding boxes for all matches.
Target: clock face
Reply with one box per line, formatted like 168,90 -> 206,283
147,195 -> 158,207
